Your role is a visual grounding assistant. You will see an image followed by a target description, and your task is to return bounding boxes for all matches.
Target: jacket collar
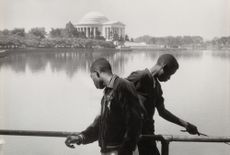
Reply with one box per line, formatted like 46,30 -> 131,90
107,74 -> 117,89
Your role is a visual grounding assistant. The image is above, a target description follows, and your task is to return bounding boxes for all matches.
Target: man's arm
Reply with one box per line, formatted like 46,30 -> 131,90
65,115 -> 100,148
80,115 -> 100,144
156,104 -> 199,135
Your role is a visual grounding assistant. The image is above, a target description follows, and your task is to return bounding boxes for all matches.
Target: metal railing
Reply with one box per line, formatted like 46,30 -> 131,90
141,134 -> 230,155
0,129 -> 230,155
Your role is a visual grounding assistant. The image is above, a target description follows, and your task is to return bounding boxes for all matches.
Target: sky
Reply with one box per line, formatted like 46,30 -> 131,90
0,0 -> 229,39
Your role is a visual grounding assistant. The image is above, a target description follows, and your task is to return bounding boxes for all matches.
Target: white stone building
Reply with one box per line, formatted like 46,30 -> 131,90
75,12 -> 125,41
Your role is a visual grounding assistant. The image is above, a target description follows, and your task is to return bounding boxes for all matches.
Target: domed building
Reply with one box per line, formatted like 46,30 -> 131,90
75,12 -> 125,41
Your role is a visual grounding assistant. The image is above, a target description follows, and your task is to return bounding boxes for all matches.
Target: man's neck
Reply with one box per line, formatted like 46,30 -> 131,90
103,73 -> 114,87
149,65 -> 162,76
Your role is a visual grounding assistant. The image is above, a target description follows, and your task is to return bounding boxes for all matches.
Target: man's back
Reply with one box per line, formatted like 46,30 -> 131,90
127,68 -> 162,155
127,68 -> 164,123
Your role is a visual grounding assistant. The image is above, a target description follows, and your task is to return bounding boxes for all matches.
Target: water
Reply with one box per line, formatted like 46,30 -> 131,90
0,49 -> 230,155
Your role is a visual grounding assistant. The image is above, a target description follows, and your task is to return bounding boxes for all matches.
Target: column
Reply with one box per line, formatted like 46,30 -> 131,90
119,28 -> 122,37
122,28 -> 125,37
108,27 -> 111,39
91,27 -> 94,38
90,27 -> 92,38
89,27 -> 91,38
106,27 -> 108,40
105,27 -> 107,39
86,27 -> 89,38
91,27 -> 93,38
94,27 -> 96,38
88,27 -> 91,38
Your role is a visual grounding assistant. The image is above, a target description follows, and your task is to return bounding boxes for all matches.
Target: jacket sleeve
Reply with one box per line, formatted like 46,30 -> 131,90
81,115 -> 100,144
118,81 -> 142,151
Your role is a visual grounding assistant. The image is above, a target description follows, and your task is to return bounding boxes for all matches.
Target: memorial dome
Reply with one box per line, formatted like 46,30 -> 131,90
78,12 -> 109,25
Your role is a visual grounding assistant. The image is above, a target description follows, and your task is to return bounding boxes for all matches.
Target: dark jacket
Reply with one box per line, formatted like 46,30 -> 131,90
81,75 -> 142,153
127,69 -> 164,133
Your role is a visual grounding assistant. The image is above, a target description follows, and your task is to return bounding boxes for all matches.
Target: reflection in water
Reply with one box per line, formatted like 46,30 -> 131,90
211,50 -> 230,59
0,49 -> 230,155
0,49 -> 129,77
144,49 -> 204,60
0,49 -> 206,78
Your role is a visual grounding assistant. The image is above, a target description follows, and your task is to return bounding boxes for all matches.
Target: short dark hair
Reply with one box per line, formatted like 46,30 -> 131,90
157,54 -> 179,70
90,58 -> 112,74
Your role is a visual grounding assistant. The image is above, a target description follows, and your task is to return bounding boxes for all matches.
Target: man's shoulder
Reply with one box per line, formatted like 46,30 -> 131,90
116,76 -> 132,86
115,76 -> 135,90
127,68 -> 151,81
129,68 -> 149,77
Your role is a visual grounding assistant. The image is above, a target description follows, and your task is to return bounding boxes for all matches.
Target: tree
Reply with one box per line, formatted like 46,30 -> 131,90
118,36 -> 125,46
192,36 -> 203,44
95,29 -> 101,38
182,36 -> 193,45
125,34 -> 129,41
49,28 -> 62,38
135,35 -> 152,43
2,29 -> 10,35
29,27 -> 47,39
112,33 -> 119,41
90,30 -> 94,39
65,21 -> 79,38
79,31 -> 86,38
11,28 -> 25,37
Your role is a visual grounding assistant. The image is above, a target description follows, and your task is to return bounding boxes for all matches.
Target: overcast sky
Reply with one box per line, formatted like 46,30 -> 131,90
0,0 -> 229,39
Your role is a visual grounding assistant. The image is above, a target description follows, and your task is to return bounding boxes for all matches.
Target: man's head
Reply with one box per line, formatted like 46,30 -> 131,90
156,54 -> 179,82
90,58 -> 112,89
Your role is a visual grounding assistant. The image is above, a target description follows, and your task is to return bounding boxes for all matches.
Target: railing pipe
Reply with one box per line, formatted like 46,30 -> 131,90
0,129 -> 78,137
1,130 -> 230,155
141,134 -> 230,143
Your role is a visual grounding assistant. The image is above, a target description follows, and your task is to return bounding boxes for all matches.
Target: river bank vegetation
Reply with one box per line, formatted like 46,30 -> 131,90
0,21 -> 230,50
135,35 -> 230,50
0,22 -> 118,49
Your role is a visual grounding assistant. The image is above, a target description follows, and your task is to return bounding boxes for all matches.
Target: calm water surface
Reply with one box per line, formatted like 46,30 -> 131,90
0,49 -> 230,155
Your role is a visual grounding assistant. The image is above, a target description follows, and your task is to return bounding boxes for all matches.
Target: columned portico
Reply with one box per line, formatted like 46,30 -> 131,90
75,12 -> 125,41
103,25 -> 125,40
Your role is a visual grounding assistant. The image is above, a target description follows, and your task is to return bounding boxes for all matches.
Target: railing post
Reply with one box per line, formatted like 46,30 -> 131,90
161,141 -> 169,155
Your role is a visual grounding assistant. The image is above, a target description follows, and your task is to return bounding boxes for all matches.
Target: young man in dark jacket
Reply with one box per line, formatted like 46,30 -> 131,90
65,58 -> 142,155
127,54 -> 199,155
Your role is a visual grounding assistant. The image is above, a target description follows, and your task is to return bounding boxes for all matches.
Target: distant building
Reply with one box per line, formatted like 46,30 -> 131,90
75,12 -> 125,41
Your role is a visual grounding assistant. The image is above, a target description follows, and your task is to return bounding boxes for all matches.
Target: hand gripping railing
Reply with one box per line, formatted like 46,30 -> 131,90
0,130 -> 230,155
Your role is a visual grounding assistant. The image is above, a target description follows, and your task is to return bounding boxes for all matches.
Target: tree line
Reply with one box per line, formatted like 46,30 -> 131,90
0,22 -> 118,49
1,21 -> 229,50
135,35 -> 230,49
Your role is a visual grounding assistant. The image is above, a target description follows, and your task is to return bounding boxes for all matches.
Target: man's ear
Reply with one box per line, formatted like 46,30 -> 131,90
162,64 -> 168,72
95,71 -> 100,78
157,64 -> 166,75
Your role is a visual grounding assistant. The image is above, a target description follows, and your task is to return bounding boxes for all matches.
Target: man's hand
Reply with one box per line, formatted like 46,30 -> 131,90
185,122 -> 200,135
65,135 -> 83,148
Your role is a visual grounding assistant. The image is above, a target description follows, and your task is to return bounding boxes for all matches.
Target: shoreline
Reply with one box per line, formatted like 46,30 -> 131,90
0,47 -> 229,54
0,49 -> 9,57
